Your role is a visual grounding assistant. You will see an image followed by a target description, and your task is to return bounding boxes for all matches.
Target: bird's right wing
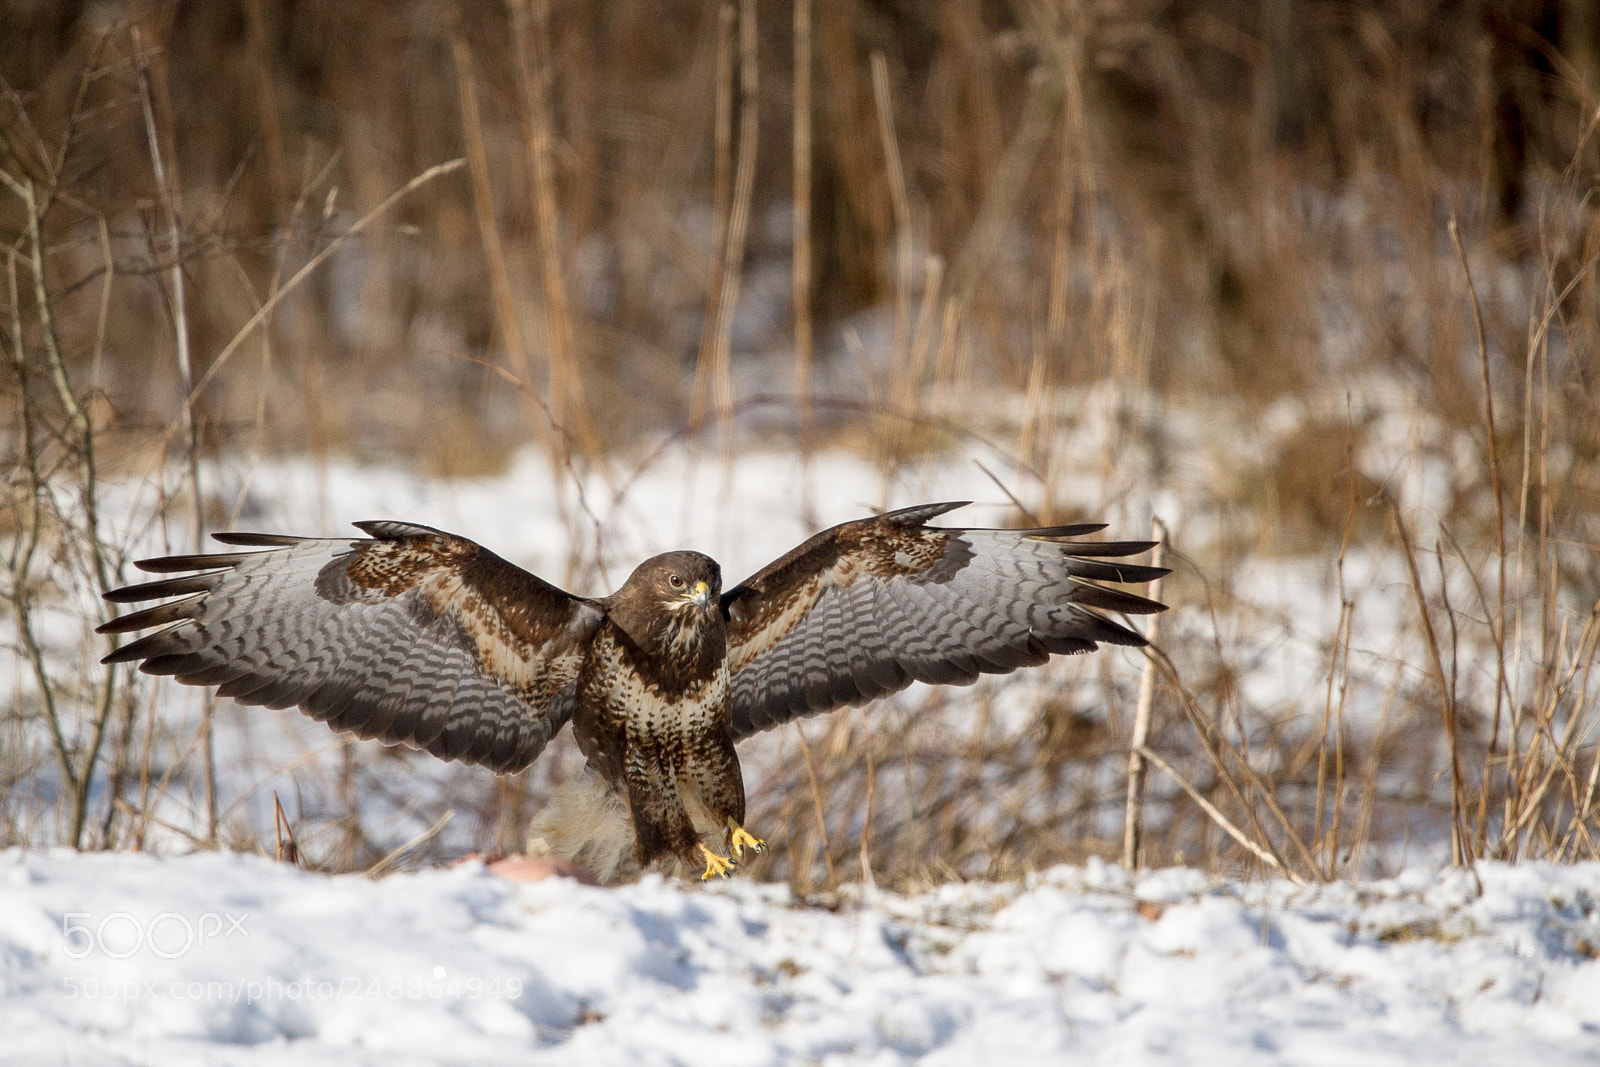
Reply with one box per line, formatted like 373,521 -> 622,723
99,521 -> 603,774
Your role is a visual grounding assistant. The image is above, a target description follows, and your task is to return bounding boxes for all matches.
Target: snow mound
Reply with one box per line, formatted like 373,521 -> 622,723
2,851 -> 1597,1064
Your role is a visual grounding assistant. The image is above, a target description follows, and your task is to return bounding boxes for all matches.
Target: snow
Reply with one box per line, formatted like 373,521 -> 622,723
2,851 -> 1596,1065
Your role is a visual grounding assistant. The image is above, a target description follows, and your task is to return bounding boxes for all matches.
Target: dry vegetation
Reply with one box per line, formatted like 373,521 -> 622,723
3,1 -> 1600,888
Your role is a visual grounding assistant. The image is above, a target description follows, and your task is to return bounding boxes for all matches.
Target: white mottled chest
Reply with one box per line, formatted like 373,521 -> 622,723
626,664 -> 730,748
588,627 -> 731,743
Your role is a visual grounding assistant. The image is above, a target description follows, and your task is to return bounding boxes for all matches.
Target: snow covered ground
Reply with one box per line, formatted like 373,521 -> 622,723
3,850 -> 1597,1065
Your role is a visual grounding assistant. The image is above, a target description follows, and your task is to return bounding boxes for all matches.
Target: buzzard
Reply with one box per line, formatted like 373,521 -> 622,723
99,502 -> 1167,881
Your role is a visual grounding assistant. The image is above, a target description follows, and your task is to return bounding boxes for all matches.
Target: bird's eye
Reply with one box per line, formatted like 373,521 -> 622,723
668,573 -> 684,588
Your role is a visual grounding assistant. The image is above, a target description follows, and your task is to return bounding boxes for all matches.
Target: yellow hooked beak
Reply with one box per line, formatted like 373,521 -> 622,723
686,580 -> 712,610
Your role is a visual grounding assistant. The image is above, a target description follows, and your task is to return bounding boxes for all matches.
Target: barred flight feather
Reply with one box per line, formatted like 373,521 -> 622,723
723,503 -> 1166,738
100,527 -> 602,775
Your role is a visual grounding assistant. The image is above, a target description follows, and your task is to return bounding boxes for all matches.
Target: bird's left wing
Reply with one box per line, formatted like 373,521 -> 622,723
99,521 -> 603,774
722,502 -> 1168,739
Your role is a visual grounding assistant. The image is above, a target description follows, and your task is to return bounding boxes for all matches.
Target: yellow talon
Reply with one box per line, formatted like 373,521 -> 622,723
699,843 -> 736,880
727,819 -> 766,860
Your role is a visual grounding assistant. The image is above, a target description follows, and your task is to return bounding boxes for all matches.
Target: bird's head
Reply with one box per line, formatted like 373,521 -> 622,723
607,550 -> 725,662
629,550 -> 720,613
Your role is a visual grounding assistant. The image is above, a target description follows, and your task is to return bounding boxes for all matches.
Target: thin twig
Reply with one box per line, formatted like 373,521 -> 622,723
6,171 -> 122,848
1137,746 -> 1303,883
2,247 -> 77,801
365,809 -> 455,880
1387,493 -> 1473,870
272,793 -> 300,866
870,49 -> 914,465
1449,217 -> 1506,861
135,28 -> 215,843
792,0 -> 815,521
794,726 -> 836,892
1145,638 -> 1318,877
166,159 -> 467,440
857,708 -> 878,889
1123,518 -> 1167,870
451,33 -> 541,434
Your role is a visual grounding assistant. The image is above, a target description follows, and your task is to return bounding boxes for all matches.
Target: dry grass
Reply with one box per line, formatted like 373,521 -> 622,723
2,2 -> 1598,886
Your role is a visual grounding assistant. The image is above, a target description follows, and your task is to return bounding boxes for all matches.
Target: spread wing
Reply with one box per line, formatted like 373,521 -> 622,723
722,502 -> 1168,739
99,521 -> 603,774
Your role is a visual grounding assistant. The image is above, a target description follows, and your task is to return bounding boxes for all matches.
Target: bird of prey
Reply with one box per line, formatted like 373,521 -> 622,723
100,502 -> 1167,882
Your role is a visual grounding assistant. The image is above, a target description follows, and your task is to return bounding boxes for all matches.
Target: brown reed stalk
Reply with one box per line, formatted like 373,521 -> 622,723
688,0 -> 748,451
1388,493 -> 1474,869
1503,601 -> 1600,850
366,810 -> 455,879
869,50 -> 914,447
1314,414 -> 1360,877
690,0 -> 758,458
792,0 -> 815,509
942,51 -> 1062,318
1449,218 -> 1507,861
794,727 -> 836,893
240,0 -> 290,210
1145,638 -> 1319,878
451,31 -> 541,436
1502,223 -> 1599,857
856,708 -> 878,889
1122,518 -> 1167,870
509,0 -> 607,472
1,248 -> 75,810
134,26 -> 217,843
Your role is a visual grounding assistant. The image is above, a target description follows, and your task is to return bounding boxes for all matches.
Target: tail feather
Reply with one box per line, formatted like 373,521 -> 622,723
527,773 -> 638,886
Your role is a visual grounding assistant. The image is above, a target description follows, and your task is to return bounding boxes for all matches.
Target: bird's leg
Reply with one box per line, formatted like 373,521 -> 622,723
698,842 -> 737,880
726,815 -> 766,860
674,736 -> 758,874
624,754 -> 718,878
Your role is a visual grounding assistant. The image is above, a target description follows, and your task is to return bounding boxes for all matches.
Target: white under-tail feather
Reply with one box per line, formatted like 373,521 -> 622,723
527,774 -> 638,885
527,771 -> 730,885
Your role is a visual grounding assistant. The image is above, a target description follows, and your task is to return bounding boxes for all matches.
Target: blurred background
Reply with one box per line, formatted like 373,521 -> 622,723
3,1 -> 1599,887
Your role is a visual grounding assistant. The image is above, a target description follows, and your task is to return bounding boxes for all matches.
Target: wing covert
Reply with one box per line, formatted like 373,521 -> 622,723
722,503 -> 1168,738
99,521 -> 602,774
